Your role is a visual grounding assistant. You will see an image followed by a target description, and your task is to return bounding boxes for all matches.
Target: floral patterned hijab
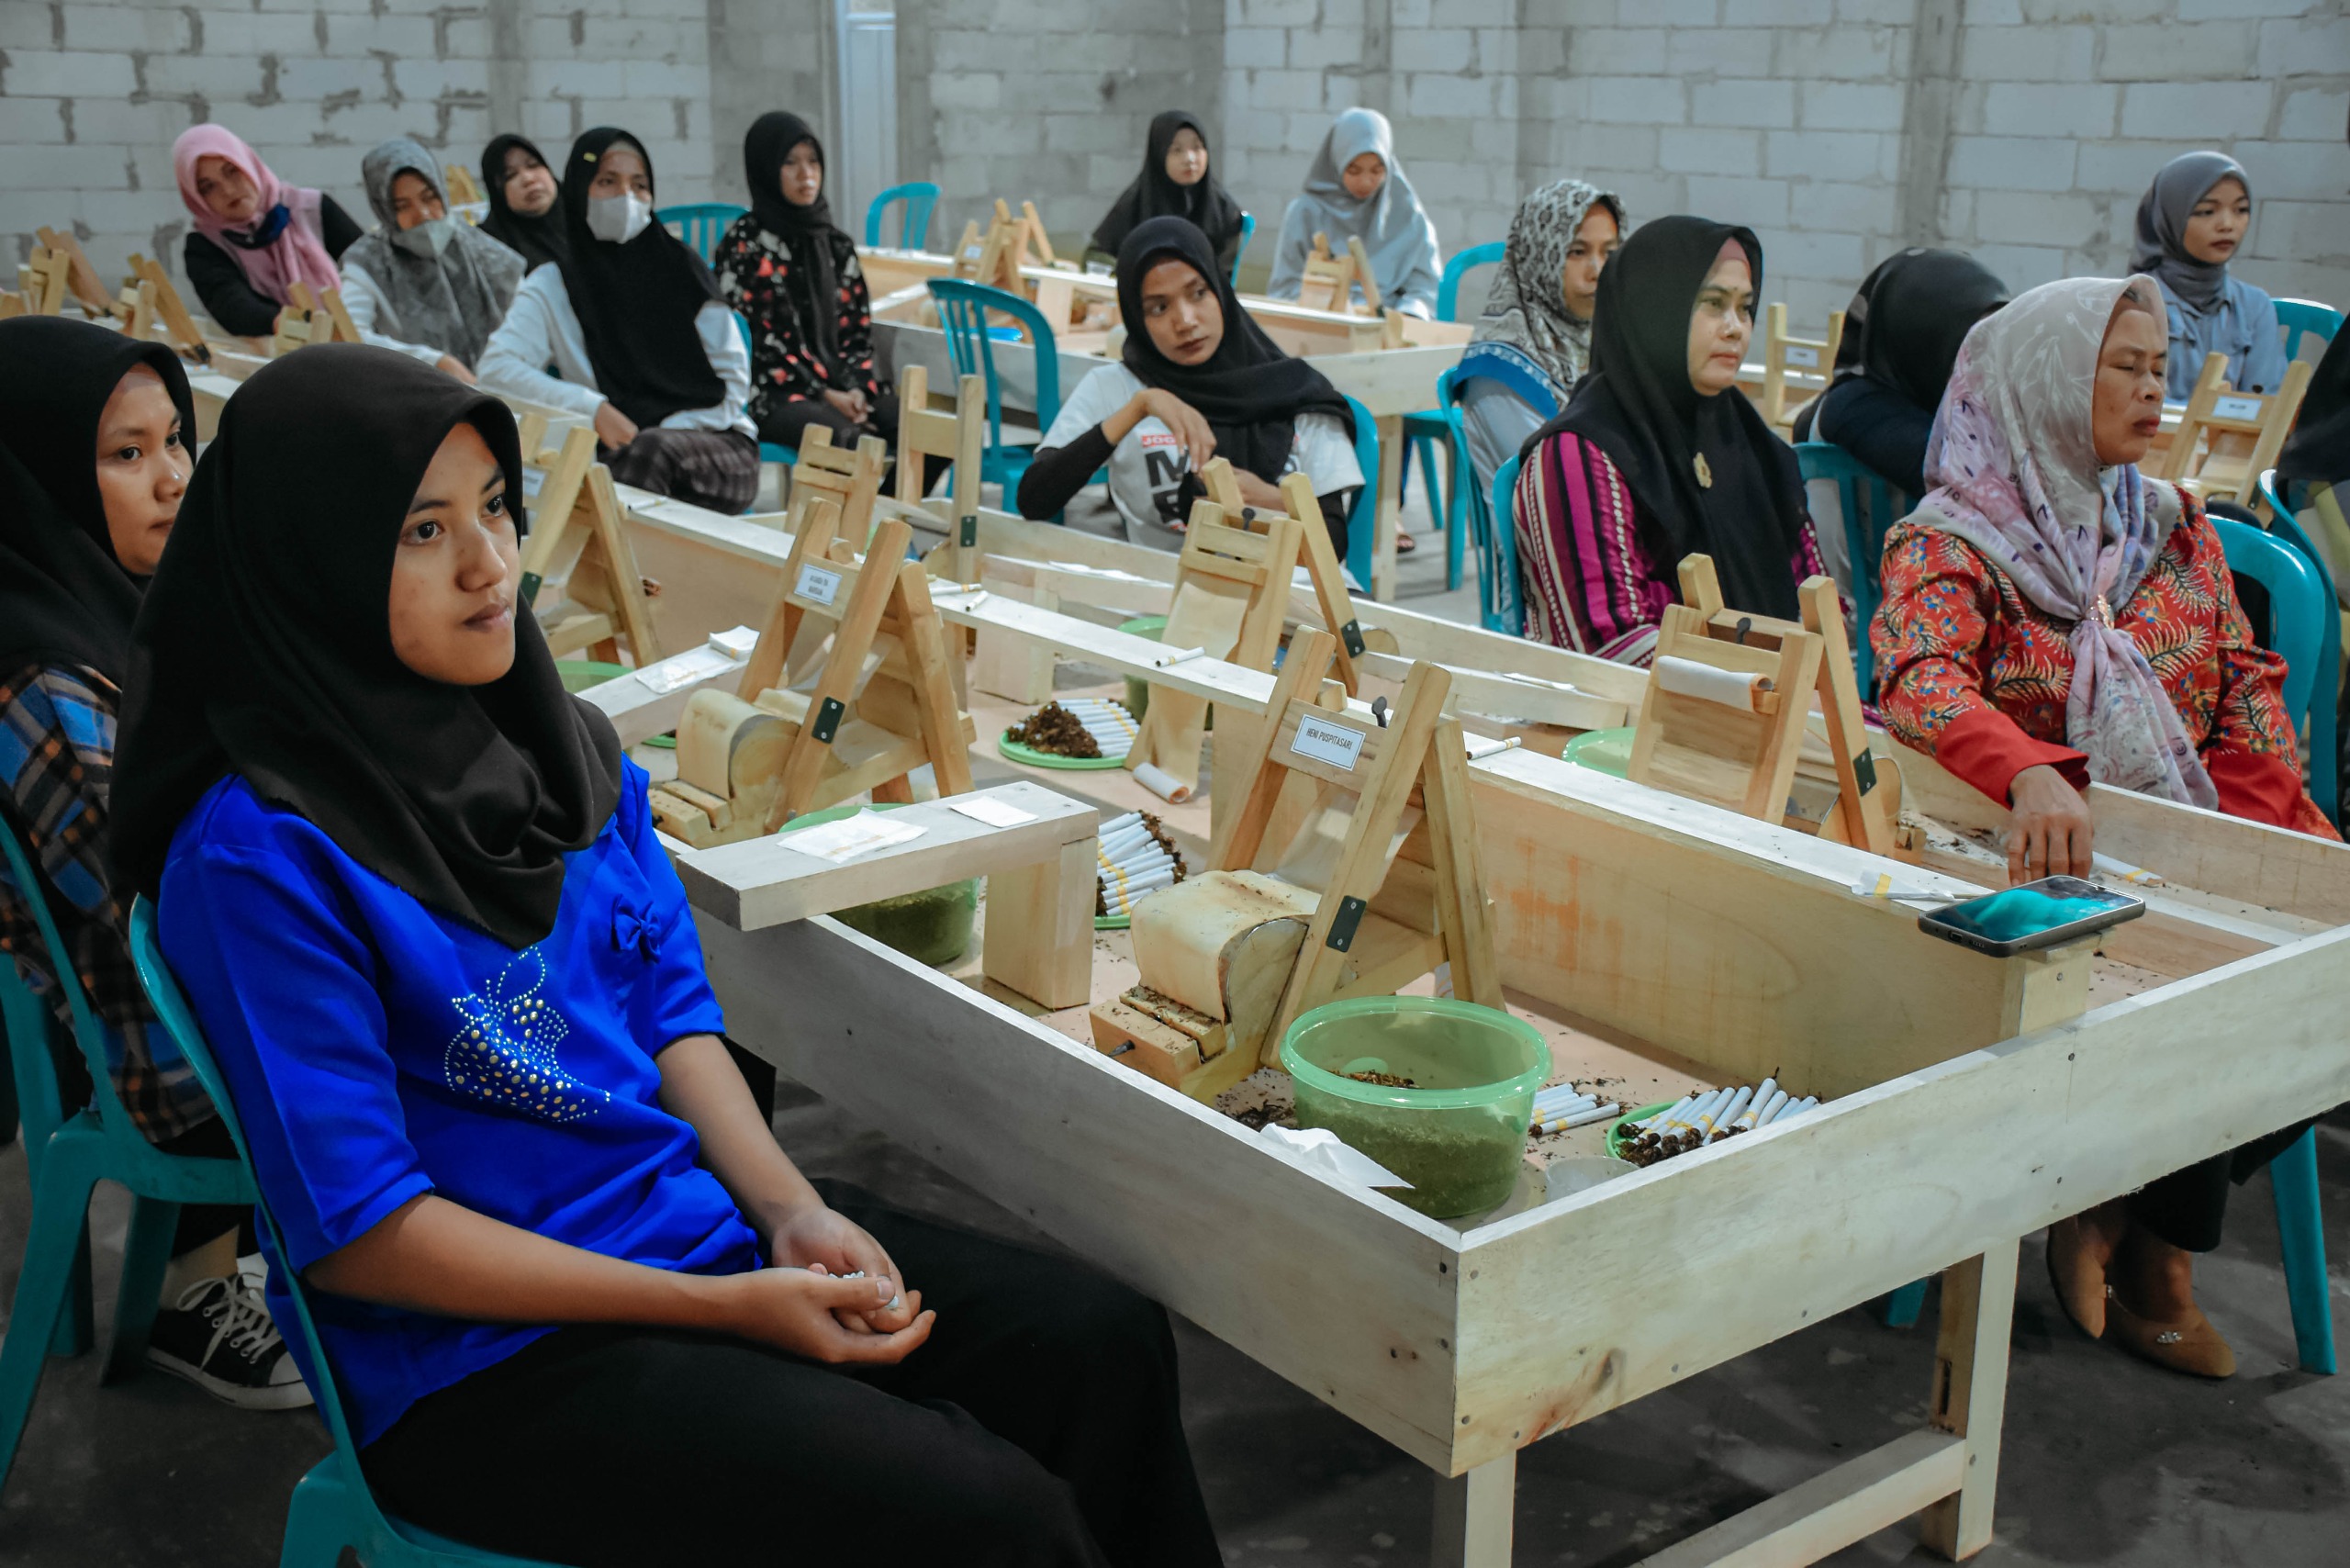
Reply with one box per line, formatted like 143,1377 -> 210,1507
1915,274 -> 2217,809
1465,179 -> 1623,403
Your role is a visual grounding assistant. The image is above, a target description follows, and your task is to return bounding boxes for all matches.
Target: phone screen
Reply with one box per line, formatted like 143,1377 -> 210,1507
1924,877 -> 2141,947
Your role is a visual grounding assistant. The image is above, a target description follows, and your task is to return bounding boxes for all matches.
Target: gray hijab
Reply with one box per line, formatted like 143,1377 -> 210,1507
2130,151 -> 2249,317
1468,179 -> 1623,400
341,138 -> 526,369
1292,108 -> 1440,310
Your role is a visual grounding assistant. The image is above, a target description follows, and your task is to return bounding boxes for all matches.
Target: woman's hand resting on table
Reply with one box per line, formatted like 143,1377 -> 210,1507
2006,764 -> 2094,884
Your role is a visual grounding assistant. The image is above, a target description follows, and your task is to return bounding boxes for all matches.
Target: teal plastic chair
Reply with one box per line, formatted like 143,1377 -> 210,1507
927,278 -> 1068,503
0,923 -> 93,1361
2255,470 -> 2342,827
1396,243 -> 1507,577
1339,394 -> 1382,591
655,202 -> 745,264
864,182 -> 940,250
1483,454 -> 1524,635
128,900 -> 570,1566
733,314 -> 798,479
0,819 -> 259,1497
1231,213 -> 1255,288
1796,441 -> 1914,700
2276,298 -> 2343,362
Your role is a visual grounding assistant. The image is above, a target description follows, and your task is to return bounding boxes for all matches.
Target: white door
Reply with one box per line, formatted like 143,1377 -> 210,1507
834,2 -> 898,241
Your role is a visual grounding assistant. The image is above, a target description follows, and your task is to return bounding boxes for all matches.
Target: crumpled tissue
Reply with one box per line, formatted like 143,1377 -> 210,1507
1257,1125 -> 1411,1190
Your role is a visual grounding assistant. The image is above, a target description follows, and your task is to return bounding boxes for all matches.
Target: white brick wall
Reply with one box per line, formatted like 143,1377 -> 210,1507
3,0 -> 713,290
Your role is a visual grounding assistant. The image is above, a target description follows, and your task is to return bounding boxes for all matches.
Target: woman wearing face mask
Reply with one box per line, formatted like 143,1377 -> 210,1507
1020,218 -> 1360,554
1511,217 -> 1828,661
477,134 -> 569,276
1090,111 -> 1247,280
1267,108 -> 1442,319
1871,277 -> 2336,1378
713,113 -> 894,457
1791,248 -> 2009,501
477,129 -> 759,515
1457,179 -> 1625,505
0,318 -> 309,1412
337,139 -> 527,385
173,124 -> 362,341
116,344 -> 1224,1566
2132,151 -> 2288,400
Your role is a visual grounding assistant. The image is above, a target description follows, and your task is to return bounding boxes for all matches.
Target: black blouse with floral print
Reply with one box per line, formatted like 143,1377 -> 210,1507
712,215 -> 878,418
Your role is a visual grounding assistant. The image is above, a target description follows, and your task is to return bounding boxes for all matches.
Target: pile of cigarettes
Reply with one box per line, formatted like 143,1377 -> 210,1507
1529,1082 -> 1621,1136
1620,1077 -> 1819,1167
1010,700 -> 1137,761
1097,812 -> 1185,919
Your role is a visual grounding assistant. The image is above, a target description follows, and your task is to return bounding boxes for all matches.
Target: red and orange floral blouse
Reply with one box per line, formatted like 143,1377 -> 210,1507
711,218 -> 879,423
1872,486 -> 2335,838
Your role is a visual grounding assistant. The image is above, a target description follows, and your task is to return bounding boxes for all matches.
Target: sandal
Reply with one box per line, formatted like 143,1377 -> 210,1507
2106,1294 -> 2236,1379
2045,1215 -> 2110,1339
1395,531 -> 1418,554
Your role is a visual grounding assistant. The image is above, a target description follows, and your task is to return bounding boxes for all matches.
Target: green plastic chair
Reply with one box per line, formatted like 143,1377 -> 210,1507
655,202 -> 745,264
1796,441 -> 1914,700
2255,470 -> 2342,827
2276,298 -> 2343,362
0,819 -> 257,1497
864,182 -> 940,251
927,278 -> 1068,502
128,900 -> 572,1566
1396,242 -> 1507,579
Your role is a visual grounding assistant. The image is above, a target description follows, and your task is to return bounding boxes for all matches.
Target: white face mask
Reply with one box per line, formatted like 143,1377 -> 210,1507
587,191 -> 653,245
391,215 -> 456,259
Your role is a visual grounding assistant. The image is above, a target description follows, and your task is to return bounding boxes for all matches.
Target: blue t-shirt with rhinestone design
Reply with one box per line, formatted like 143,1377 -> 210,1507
157,760 -> 755,1447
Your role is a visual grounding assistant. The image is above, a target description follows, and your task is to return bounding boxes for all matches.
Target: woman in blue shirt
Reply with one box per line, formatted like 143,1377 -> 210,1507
2131,151 -> 2289,400
113,346 -> 1222,1567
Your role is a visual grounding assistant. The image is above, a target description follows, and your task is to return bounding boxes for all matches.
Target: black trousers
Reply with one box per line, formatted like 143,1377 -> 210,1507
363,1184 -> 1223,1568
603,427 -> 761,516
2127,1119 -> 2315,1253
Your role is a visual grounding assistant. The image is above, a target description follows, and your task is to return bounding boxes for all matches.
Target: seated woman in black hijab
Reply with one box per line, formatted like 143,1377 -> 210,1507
476,133 -> 568,277
1792,247 -> 2009,498
118,344 -> 1224,1568
477,129 -> 759,515
1512,216 -> 1829,662
1020,217 -> 1360,554
714,113 -> 898,459
1090,112 -> 1248,280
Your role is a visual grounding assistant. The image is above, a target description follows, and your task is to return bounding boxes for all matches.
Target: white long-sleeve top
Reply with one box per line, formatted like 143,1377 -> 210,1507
476,263 -> 755,438
337,261 -> 453,367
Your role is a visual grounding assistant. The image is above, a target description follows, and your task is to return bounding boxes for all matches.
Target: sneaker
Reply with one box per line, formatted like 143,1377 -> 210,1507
144,1275 -> 314,1411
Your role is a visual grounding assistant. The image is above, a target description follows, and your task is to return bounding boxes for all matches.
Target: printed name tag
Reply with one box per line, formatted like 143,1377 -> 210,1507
796,563 -> 843,607
1784,345 -> 1819,369
963,245 -> 982,261
1291,714 -> 1366,771
2213,395 -> 2262,421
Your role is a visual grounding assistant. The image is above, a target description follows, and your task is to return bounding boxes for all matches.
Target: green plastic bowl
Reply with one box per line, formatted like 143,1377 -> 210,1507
1562,725 -> 1636,778
554,660 -> 630,694
777,802 -> 978,967
1606,1100 -> 1676,1159
1118,615 -> 1166,720
1280,998 -> 1550,1219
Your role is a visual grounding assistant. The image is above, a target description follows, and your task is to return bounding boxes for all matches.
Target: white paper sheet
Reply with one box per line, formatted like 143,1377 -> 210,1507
780,810 -> 926,862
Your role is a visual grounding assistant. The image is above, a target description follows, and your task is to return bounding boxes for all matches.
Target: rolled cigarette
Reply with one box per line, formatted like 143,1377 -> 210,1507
1100,823 -> 1152,852
1134,761 -> 1192,802
1633,1094 -> 1695,1131
1706,1087 -> 1754,1143
1535,1093 -> 1596,1114
1680,1088 -> 1736,1139
1111,844 -> 1174,868
1543,1103 -> 1621,1131
1102,812 -> 1143,834
1063,700 -> 1132,714
1748,1089 -> 1788,1130
1107,868 -> 1176,899
1103,856 -> 1175,883
1784,1096 -> 1819,1120
1534,1085 -> 1593,1108
1152,645 -> 1207,667
1657,1088 -> 1724,1137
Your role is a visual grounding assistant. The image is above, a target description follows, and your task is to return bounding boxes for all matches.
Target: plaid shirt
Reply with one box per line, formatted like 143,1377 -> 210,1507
1,665 -> 217,1143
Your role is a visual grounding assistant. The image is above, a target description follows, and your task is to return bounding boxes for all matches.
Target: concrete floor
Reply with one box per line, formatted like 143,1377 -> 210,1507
2,487 -> 2344,1565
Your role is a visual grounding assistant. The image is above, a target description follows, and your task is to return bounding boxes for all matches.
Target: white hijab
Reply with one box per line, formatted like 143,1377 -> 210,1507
1291,109 -> 1441,311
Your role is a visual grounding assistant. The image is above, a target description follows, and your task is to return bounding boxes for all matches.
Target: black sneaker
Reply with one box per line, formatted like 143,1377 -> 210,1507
143,1275 -> 314,1411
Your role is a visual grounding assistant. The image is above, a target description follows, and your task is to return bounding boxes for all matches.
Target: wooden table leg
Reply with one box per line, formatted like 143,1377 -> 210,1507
1374,411 -> 1405,603
1919,1238 -> 2020,1560
980,834 -> 1098,1010
1431,1450 -> 1515,1568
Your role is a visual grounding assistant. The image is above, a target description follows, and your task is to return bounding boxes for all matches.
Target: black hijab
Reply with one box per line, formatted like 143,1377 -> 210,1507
1093,111 -> 1245,265
1115,217 -> 1353,487
478,133 -> 570,275
0,317 -> 195,690
112,344 -> 623,950
1522,215 -> 1811,620
1829,248 -> 2009,414
2279,328 -> 2350,492
553,128 -> 726,430
744,111 -> 847,375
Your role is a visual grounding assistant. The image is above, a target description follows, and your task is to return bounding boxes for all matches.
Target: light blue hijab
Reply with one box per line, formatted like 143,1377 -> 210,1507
1281,109 -> 1442,314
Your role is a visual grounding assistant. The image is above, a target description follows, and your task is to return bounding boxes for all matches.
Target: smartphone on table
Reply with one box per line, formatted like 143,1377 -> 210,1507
1916,876 -> 2144,958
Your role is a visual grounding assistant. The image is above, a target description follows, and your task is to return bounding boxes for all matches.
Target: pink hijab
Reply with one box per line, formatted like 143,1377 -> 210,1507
173,125 -> 340,306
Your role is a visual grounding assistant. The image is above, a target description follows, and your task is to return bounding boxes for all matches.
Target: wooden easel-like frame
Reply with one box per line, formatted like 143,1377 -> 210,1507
2159,350 -> 2316,505
894,364 -> 986,579
1091,630 -> 1499,1099
1198,459 -> 1368,695
1758,303 -> 1847,431
513,415 -> 665,666
1295,231 -> 1380,317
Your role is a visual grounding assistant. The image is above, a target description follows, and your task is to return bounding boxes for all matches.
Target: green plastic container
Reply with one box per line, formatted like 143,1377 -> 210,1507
554,660 -> 629,694
1280,998 -> 1551,1219
1561,725 -> 1635,778
1117,615 -> 1166,720
777,803 -> 978,967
